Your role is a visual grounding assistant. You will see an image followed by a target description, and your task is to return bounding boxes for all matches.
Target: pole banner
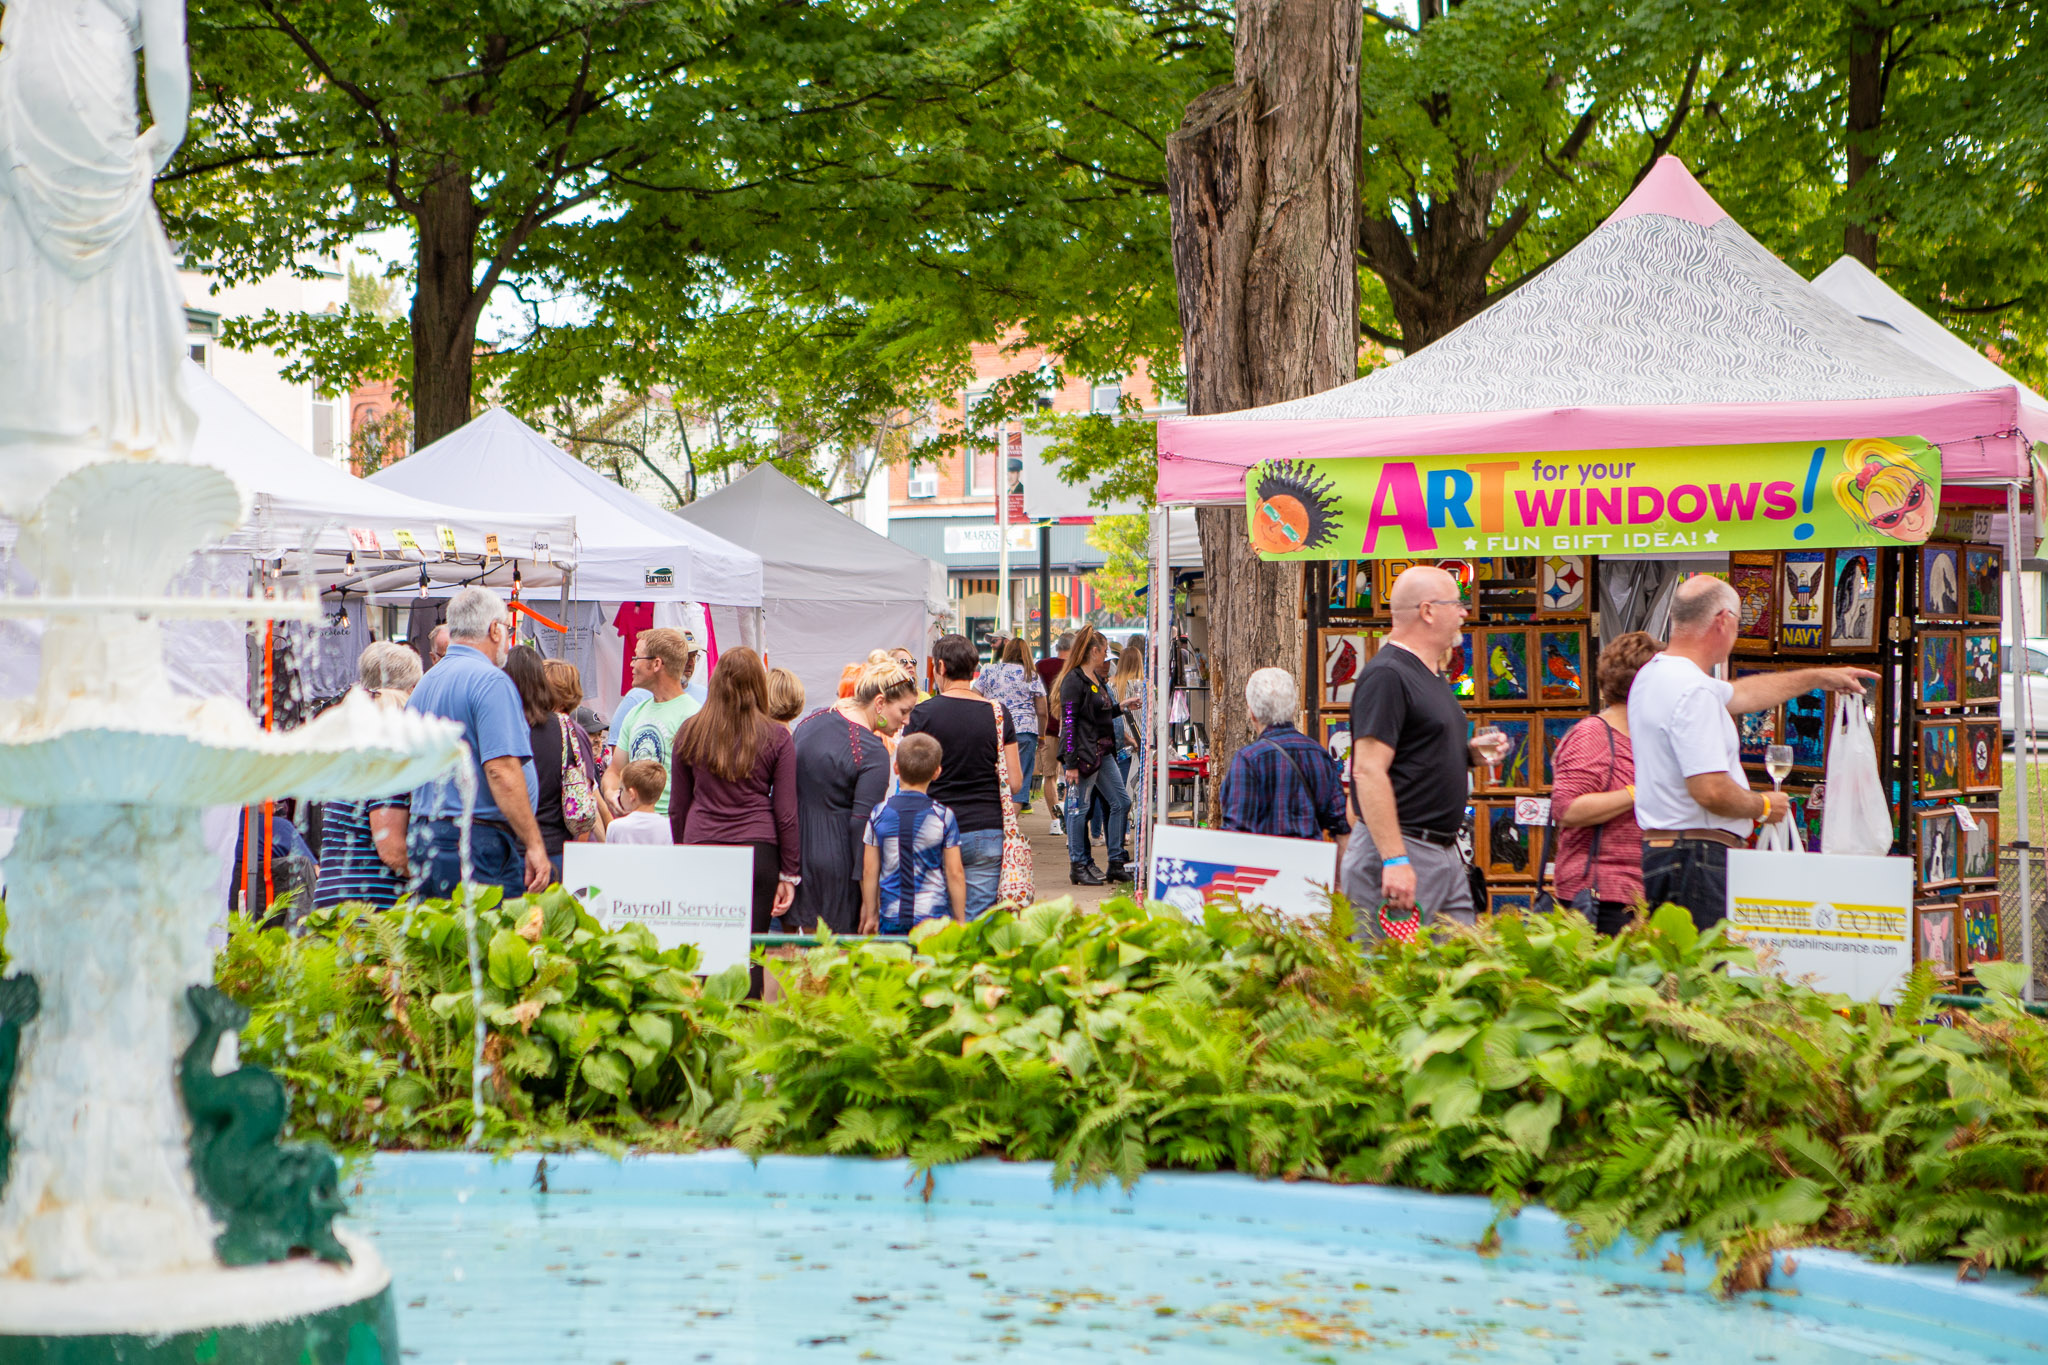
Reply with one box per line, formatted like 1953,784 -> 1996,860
1245,436 -> 1942,561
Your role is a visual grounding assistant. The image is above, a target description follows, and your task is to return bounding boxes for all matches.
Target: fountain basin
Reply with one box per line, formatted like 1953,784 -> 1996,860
352,1152 -> 2048,1363
0,691 -> 462,807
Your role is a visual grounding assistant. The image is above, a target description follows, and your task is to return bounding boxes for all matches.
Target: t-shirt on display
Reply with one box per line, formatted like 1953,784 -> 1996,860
1626,652 -> 1750,836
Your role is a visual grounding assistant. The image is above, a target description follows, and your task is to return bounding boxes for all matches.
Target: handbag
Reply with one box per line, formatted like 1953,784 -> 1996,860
991,702 -> 1035,907
1534,719 -> 1614,918
559,714 -> 599,838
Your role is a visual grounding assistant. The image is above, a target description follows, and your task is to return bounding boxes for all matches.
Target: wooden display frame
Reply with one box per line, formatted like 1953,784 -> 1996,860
1729,550 -> 1777,655
1958,808 -> 1998,885
1781,681 -> 1828,774
1488,887 -> 1538,916
1964,544 -> 2002,624
1959,891 -> 2002,966
1962,716 -> 2001,794
1533,625 -> 1589,707
1537,715 -> 1581,788
1826,547 -> 1880,651
1917,717 -> 1963,798
1916,808 -> 1960,889
1778,548 -> 1830,652
1917,542 -> 1963,620
1475,628 -> 1536,708
1961,630 -> 2000,704
1916,631 -> 1960,710
1473,714 -> 1538,795
1476,802 -> 1544,881
1315,627 -> 1377,711
1914,900 -> 1960,979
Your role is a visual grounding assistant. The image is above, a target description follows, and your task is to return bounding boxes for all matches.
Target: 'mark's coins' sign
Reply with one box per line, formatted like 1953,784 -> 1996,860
1245,437 -> 1941,561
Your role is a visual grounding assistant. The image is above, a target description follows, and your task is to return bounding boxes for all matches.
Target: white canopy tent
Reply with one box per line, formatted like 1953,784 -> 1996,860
673,464 -> 944,709
371,411 -> 765,714
372,410 -> 762,607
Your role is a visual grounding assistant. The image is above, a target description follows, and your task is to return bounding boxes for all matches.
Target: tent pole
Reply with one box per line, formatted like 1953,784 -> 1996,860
1152,508 -> 1169,850
2008,479 -> 2036,1000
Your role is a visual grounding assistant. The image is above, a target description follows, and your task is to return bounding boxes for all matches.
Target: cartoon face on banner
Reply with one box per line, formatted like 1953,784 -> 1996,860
1244,436 -> 1942,560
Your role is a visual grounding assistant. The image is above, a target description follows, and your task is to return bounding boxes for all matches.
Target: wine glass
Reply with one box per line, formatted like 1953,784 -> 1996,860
1473,725 -> 1508,781
1765,743 -> 1794,790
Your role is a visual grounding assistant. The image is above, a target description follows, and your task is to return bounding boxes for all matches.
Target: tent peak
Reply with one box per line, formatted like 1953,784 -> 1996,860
1603,156 -> 1729,229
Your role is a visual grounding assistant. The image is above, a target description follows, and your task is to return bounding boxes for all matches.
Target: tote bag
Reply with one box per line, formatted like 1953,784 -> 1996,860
993,703 -> 1035,906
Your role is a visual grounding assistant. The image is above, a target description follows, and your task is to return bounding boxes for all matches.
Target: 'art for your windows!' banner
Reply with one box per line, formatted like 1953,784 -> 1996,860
1244,436 -> 1942,561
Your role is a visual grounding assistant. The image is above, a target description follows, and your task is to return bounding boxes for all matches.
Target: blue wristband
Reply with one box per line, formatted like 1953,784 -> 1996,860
1382,855 -> 1411,868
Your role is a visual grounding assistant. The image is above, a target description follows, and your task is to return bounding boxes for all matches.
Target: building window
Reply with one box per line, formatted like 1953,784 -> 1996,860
965,388 -> 998,495
906,465 -> 938,499
312,393 -> 336,462
185,308 -> 218,371
1090,377 -> 1122,415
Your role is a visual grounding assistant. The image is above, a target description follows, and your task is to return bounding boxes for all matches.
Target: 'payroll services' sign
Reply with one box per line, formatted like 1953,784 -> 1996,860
1724,849 -> 1912,1004
1245,437 -> 1941,561
563,844 -> 752,975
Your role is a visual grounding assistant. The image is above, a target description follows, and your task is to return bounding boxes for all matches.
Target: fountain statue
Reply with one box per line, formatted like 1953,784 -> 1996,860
0,0 -> 459,1355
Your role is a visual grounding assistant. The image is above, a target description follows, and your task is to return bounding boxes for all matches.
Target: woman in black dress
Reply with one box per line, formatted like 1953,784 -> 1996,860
507,646 -> 571,884
788,657 -> 921,933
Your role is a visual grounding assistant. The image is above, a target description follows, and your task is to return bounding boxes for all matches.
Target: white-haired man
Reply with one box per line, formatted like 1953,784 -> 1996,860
1629,574 -> 1874,928
1345,565 -> 1507,939
406,586 -> 550,899
1219,668 -> 1349,855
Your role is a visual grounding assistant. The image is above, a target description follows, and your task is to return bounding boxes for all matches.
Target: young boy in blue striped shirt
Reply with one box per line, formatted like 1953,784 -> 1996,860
860,733 -> 966,935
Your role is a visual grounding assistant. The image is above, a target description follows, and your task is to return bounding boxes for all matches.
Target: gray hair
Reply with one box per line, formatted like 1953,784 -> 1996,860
358,640 -> 421,693
1056,630 -> 1077,653
445,586 -> 508,641
1668,574 -> 1739,630
1244,667 -> 1298,728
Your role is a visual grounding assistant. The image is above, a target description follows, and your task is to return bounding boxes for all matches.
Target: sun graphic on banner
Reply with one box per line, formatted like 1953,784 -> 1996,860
1250,460 -> 1340,555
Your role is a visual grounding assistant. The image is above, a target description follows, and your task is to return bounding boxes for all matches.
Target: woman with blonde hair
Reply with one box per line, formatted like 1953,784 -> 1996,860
1833,437 -> 1936,543
766,667 -> 807,728
313,642 -> 424,909
669,647 -> 799,995
790,656 -> 921,934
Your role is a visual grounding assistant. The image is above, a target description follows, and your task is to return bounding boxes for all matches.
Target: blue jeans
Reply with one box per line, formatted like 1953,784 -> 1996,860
1067,757 -> 1130,867
958,828 -> 1005,918
411,819 -> 523,902
1013,734 -> 1038,803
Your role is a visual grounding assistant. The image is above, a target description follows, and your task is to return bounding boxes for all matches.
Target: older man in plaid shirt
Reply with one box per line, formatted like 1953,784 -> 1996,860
1219,668 -> 1350,855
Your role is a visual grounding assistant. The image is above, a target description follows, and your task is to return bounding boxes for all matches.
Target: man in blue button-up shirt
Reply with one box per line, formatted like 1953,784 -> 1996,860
407,587 -> 549,899
1219,668 -> 1350,856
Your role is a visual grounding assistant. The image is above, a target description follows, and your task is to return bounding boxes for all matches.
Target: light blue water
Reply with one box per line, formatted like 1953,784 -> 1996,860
352,1155 -> 2047,1364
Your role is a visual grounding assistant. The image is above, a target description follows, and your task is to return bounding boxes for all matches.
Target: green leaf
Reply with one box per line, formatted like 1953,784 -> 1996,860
1501,1093 -> 1563,1156
629,1012 -> 674,1052
1975,961 -> 2028,999
579,1050 -> 631,1098
487,928 -> 535,991
1648,902 -> 1698,957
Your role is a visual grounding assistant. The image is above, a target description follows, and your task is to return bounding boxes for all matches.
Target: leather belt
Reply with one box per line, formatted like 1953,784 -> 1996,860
1642,828 -> 1742,849
1400,825 -> 1459,849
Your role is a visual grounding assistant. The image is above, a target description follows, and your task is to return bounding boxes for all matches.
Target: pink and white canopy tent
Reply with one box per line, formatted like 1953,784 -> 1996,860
1155,157 -> 2031,507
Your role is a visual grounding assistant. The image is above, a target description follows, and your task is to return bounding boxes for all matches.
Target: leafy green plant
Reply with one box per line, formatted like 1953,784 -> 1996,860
216,891 -> 2048,1287
215,886 -> 744,1148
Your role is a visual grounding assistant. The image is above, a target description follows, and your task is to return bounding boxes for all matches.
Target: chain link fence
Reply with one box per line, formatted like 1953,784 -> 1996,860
1996,849 -> 2048,997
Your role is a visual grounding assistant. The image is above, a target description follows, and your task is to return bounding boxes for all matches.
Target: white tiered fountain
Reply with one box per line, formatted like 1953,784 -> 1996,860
0,0 -> 459,1356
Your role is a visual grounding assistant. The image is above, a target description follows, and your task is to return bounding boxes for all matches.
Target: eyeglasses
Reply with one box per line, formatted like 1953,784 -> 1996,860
1396,597 -> 1467,612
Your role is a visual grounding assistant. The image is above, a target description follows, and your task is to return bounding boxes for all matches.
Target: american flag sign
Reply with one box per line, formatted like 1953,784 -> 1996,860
1152,857 -> 1280,908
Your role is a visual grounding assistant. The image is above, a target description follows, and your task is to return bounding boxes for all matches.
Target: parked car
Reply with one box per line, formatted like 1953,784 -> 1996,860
2002,641 -> 2048,741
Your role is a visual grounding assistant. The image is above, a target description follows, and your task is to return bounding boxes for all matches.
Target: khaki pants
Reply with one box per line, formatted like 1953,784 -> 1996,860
1341,831 -> 1475,944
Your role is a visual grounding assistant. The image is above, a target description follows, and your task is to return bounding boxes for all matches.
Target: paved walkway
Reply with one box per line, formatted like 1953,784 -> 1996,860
1018,798 -> 1126,909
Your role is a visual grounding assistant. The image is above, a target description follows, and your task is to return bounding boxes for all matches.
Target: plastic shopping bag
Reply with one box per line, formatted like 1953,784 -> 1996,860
1755,808 -> 1804,853
1821,693 -> 1893,856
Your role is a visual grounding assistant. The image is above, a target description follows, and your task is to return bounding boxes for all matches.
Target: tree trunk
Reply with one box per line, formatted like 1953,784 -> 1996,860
410,164 -> 481,448
1166,0 -> 1359,811
1845,15 -> 1886,269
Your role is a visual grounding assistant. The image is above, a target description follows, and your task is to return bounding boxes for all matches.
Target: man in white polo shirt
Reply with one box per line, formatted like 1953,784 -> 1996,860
1628,575 -> 1875,929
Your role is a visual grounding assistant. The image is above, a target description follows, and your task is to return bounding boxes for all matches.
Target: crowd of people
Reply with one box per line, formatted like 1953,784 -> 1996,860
277,569 -> 1837,966
286,588 -> 1154,981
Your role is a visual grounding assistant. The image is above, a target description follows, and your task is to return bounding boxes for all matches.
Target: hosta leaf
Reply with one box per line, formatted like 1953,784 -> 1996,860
580,1050 -> 631,1097
487,928 -> 535,990
629,1012 -> 674,1052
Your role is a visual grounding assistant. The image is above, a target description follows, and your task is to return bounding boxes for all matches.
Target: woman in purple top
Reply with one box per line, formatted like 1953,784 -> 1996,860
669,647 -> 798,997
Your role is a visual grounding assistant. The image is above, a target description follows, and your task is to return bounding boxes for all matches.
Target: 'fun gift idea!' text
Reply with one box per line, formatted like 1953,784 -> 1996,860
1246,436 -> 1942,561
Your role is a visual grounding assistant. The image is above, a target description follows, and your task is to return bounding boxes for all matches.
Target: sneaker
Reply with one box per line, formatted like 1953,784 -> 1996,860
1049,815 -> 1064,836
